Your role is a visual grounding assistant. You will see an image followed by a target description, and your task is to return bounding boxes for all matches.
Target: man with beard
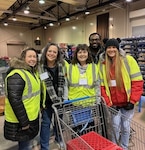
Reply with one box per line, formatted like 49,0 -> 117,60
89,33 -> 104,64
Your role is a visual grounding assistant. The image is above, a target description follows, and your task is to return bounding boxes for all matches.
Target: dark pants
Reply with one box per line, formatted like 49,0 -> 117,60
98,103 -> 108,138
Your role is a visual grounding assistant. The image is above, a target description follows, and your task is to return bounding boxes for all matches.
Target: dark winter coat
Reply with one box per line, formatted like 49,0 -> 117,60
4,57 -> 40,141
89,46 -> 104,64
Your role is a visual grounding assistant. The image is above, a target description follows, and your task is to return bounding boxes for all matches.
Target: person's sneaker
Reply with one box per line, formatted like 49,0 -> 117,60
55,140 -> 64,149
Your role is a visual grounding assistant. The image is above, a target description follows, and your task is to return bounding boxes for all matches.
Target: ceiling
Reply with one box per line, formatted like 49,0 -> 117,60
0,0 -> 137,30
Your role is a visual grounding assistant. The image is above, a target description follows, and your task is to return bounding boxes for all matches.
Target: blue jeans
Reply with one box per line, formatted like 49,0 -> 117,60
40,107 -> 62,150
18,140 -> 31,150
111,108 -> 134,150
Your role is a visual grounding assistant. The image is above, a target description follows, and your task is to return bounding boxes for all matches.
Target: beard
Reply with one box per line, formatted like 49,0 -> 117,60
90,43 -> 101,50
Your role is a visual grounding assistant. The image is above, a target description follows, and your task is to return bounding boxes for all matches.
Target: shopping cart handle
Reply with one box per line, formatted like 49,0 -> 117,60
64,96 -> 90,104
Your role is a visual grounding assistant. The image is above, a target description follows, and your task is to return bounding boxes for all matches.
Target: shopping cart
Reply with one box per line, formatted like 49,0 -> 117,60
52,95 -> 145,150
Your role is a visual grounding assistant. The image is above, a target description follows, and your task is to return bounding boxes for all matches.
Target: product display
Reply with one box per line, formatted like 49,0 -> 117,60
121,36 -> 145,95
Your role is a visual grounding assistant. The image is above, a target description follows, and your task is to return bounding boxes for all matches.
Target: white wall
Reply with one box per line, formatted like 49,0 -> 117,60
0,25 -> 46,57
109,8 -> 127,38
45,9 -> 127,45
45,0 -> 145,45
46,15 -> 97,45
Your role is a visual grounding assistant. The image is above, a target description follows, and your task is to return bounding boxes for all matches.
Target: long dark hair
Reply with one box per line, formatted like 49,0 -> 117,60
72,44 -> 93,64
40,42 -> 64,66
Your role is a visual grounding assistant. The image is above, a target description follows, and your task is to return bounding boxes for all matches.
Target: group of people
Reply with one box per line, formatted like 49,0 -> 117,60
3,33 -> 143,150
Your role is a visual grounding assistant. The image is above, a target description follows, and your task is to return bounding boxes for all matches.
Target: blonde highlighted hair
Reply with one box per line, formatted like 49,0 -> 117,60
105,50 -> 123,89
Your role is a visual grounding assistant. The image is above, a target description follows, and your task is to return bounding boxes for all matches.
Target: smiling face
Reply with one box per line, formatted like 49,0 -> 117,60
46,45 -> 58,64
77,49 -> 88,65
89,34 -> 101,49
106,46 -> 117,58
25,50 -> 37,67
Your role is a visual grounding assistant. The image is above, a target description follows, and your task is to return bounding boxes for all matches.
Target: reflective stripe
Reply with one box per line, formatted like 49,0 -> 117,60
69,63 -> 96,88
22,90 -> 40,100
20,70 -> 40,100
99,63 -> 104,86
69,64 -> 72,83
68,83 -> 95,88
127,89 -> 130,95
92,63 -> 97,84
123,57 -> 130,76
100,62 -> 103,73
124,57 -> 142,79
131,72 -> 142,79
100,79 -> 104,83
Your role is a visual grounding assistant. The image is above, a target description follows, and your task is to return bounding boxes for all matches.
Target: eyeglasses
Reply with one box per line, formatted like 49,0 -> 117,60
89,38 -> 100,42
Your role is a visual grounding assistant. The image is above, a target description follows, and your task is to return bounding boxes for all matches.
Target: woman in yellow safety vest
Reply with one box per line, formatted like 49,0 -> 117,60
67,44 -> 101,135
4,48 -> 41,150
68,44 -> 100,104
99,38 -> 143,150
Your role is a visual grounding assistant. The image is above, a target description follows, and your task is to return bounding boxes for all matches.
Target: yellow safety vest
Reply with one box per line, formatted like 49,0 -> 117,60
5,69 -> 41,123
68,63 -> 99,105
99,55 -> 143,105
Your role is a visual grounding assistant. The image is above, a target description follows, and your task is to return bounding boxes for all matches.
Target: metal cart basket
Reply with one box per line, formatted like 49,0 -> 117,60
52,96 -> 145,150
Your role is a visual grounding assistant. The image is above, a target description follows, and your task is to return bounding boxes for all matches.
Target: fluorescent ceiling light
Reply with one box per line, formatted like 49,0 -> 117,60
49,23 -> 54,26
44,26 -> 47,29
65,17 -> 70,21
24,10 -> 30,14
85,11 -> 90,15
12,16 -> 17,21
39,0 -> 45,4
126,0 -> 132,2
24,6 -> 30,14
4,22 -> 8,26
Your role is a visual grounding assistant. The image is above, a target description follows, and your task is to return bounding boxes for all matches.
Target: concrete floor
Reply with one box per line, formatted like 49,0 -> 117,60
0,114 -> 60,150
0,106 -> 145,150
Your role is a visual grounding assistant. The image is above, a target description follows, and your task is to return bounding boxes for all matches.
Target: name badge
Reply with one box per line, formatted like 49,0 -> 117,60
79,78 -> 88,85
110,80 -> 116,86
40,72 -> 49,81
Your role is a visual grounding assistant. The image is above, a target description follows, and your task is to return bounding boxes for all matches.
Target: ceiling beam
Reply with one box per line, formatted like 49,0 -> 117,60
57,0 -> 121,20
0,0 -> 35,23
1,9 -> 57,21
110,2 -> 124,9
58,0 -> 86,5
9,16 -> 39,23
17,12 -> 57,21
31,0 -> 120,30
0,0 -> 17,16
